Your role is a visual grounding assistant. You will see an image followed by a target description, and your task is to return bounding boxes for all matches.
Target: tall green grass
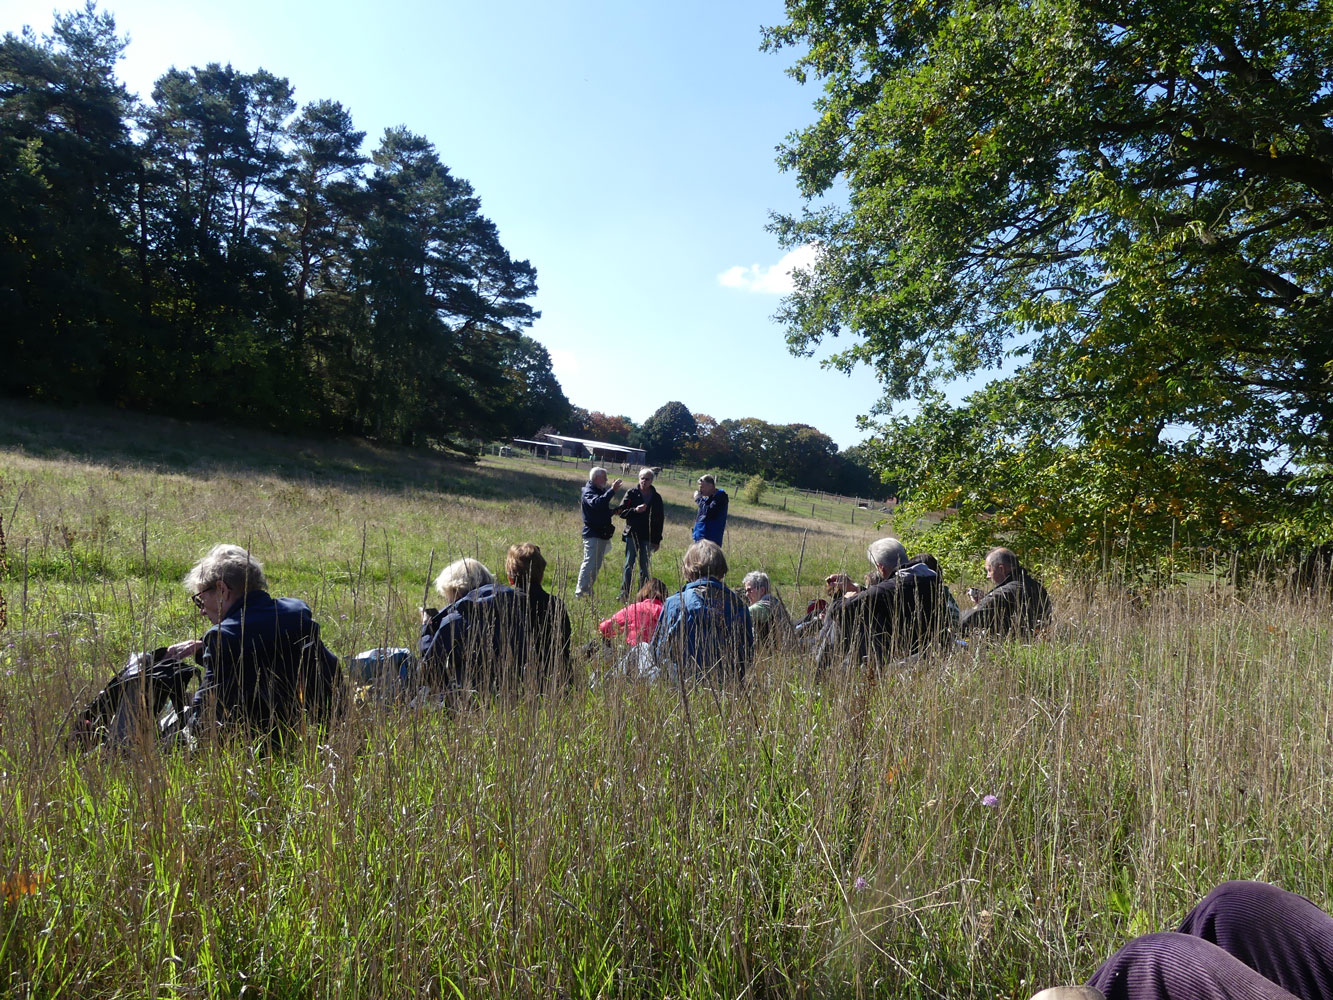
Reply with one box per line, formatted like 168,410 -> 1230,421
1,401 -> 1330,998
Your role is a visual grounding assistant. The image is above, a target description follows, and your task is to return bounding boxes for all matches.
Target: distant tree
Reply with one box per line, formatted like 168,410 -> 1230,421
719,417 -> 771,475
563,406 -> 591,438
136,62 -> 296,418
770,424 -> 838,485
1,7 -> 563,455
584,411 -> 635,446
636,401 -> 697,465
268,98 -> 367,417
492,335 -> 571,439
680,413 -> 735,468
742,474 -> 767,505
834,443 -> 889,498
353,127 -> 538,444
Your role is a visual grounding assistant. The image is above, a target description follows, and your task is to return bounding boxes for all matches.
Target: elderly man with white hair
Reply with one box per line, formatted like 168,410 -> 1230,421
814,537 -> 948,669
576,466 -> 624,597
958,547 -> 1051,636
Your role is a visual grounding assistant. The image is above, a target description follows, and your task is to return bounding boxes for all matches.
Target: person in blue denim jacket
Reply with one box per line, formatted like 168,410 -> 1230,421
652,540 -> 751,682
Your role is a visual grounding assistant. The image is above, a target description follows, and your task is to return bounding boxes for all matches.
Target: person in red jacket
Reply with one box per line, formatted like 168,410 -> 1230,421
599,578 -> 667,646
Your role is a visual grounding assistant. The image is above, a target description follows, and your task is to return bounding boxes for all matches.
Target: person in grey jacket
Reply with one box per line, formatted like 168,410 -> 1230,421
958,547 -> 1051,636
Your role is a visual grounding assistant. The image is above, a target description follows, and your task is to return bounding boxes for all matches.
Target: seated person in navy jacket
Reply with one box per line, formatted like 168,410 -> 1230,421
419,557 -> 529,695
169,544 -> 342,742
505,542 -> 572,690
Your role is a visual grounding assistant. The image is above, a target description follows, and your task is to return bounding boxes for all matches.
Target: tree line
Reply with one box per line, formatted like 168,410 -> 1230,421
1,5 -> 571,447
558,401 -> 887,498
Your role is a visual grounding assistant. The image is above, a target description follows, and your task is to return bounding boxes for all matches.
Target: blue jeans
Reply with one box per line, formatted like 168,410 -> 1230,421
621,534 -> 652,599
576,536 -> 612,596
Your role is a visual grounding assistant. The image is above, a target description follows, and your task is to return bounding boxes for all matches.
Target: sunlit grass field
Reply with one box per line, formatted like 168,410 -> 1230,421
1,399 -> 1330,999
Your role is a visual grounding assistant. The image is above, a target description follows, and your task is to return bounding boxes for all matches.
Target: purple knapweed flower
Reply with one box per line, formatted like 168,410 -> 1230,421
853,876 -> 869,891
981,794 -> 999,808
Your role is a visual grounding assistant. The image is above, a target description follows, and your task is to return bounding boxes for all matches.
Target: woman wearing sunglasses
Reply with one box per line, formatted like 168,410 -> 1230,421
168,544 -> 342,744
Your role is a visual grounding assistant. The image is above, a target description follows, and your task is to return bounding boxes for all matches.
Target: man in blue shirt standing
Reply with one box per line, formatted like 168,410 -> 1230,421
692,474 -> 728,547
576,466 -> 623,596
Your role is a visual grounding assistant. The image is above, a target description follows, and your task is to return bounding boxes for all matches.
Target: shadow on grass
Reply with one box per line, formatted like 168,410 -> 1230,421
0,399 -> 858,556
0,398 -> 578,506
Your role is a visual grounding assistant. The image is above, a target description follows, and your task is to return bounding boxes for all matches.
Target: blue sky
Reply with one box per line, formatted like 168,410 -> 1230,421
9,0 -> 891,449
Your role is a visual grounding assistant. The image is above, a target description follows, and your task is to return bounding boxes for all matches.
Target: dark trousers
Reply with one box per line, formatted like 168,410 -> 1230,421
1089,881 -> 1333,1000
620,534 -> 651,599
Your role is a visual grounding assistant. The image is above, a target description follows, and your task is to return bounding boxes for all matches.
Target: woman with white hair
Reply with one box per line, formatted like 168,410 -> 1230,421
418,556 -> 529,693
171,543 -> 342,741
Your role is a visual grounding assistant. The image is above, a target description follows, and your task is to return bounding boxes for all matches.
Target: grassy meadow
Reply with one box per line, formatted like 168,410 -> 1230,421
1,399 -> 1331,999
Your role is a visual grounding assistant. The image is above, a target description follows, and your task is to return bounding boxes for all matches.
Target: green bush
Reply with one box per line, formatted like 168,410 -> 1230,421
742,474 -> 766,505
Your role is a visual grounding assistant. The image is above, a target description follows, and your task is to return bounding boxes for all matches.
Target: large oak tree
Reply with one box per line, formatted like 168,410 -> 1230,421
766,0 -> 1333,564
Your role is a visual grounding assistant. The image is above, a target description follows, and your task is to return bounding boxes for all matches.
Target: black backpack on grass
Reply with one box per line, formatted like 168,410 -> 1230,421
70,648 -> 201,748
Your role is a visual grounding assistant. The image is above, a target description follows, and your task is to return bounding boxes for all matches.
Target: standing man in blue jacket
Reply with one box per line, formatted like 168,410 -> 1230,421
692,474 -> 729,547
576,466 -> 623,596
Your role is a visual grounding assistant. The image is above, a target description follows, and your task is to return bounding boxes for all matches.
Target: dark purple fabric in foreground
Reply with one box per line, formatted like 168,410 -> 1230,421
1089,881 -> 1333,1000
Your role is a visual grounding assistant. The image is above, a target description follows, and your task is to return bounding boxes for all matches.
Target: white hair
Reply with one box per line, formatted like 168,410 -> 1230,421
184,544 -> 267,594
866,537 -> 907,573
590,466 -> 608,482
742,570 -> 770,594
434,557 -> 493,605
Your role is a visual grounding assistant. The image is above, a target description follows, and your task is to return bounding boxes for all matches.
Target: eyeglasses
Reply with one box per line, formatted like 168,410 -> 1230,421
191,584 -> 216,610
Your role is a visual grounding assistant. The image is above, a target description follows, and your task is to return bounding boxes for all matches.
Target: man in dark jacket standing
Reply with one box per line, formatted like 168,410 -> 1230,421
692,474 -> 728,546
616,467 -> 665,602
576,466 -> 623,597
958,547 -> 1051,636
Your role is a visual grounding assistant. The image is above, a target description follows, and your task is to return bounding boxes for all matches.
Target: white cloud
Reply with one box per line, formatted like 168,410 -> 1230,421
717,244 -> 820,294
